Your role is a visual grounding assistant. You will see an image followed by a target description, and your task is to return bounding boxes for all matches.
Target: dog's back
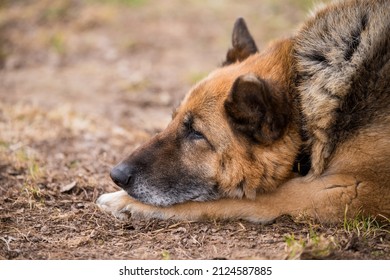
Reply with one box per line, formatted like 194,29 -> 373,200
295,0 -> 390,176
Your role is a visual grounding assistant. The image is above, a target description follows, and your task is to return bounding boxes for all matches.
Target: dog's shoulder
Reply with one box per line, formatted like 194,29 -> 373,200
292,0 -> 390,174
295,0 -> 390,116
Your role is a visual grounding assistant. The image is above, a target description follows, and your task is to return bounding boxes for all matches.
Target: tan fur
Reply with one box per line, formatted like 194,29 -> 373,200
178,40 -> 301,198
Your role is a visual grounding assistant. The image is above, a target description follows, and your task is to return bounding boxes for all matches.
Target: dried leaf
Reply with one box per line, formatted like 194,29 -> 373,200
60,181 -> 77,193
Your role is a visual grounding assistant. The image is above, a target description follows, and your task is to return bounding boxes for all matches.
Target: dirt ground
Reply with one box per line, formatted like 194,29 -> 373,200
0,0 -> 389,260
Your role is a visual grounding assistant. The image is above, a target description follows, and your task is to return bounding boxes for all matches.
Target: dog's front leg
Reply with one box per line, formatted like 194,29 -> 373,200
96,190 -> 200,220
96,190 -> 194,220
97,172 -> 376,223
96,190 -> 279,223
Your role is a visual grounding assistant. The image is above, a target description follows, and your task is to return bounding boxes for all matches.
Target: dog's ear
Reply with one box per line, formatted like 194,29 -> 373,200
224,74 -> 290,144
223,18 -> 258,66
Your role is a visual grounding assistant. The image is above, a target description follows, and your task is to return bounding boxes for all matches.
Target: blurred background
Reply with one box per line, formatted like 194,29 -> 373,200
0,0 -> 314,132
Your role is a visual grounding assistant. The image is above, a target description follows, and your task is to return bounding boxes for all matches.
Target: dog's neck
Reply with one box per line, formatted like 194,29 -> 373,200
260,38 -> 312,176
289,39 -> 312,176
291,91 -> 312,176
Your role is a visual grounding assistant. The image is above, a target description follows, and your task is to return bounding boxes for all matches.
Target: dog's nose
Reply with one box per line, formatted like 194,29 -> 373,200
110,163 -> 133,188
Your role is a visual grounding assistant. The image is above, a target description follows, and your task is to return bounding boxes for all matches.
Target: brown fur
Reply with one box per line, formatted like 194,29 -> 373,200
97,0 -> 390,224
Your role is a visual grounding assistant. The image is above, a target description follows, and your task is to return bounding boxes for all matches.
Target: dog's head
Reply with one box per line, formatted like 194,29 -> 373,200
110,18 -> 301,206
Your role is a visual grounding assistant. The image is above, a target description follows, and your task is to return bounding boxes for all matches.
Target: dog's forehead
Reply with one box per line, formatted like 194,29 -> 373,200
182,65 -> 246,107
176,86 -> 220,122
175,56 -> 263,120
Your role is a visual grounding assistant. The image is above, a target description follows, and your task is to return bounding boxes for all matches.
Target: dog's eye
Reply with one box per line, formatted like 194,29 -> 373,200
188,129 -> 204,140
183,114 -> 205,141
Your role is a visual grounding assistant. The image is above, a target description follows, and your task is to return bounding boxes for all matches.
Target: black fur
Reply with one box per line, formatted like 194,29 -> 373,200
223,18 -> 258,66
224,75 -> 290,145
343,13 -> 368,61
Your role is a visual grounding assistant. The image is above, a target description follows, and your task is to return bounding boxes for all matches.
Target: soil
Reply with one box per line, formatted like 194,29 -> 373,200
0,0 -> 389,260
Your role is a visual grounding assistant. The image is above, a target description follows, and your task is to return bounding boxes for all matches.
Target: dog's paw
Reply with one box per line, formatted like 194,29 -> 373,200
97,190 -> 177,220
96,190 -> 134,220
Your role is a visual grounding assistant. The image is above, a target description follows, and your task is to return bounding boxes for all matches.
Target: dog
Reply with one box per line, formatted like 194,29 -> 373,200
97,0 -> 390,224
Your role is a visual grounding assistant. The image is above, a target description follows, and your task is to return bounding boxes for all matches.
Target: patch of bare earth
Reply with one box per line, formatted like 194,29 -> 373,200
0,0 -> 389,260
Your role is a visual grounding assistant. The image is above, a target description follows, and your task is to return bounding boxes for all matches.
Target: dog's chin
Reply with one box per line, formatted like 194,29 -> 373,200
122,184 -> 221,207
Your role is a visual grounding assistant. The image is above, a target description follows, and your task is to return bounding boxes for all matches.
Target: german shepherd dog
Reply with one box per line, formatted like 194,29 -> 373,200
97,0 -> 390,223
